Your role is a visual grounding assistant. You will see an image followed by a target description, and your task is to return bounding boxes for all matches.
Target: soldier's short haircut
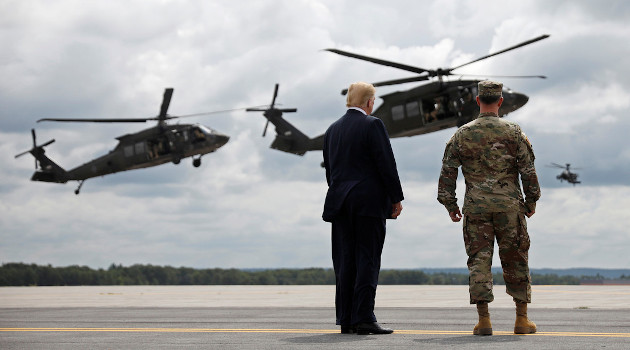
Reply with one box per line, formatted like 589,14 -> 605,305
478,95 -> 502,105
346,82 -> 376,108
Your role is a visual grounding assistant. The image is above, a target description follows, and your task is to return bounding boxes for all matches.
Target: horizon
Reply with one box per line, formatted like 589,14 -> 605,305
4,262 -> 630,273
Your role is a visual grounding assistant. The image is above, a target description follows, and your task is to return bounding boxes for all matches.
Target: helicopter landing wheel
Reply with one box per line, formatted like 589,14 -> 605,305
75,180 -> 85,195
172,156 -> 181,165
193,157 -> 201,168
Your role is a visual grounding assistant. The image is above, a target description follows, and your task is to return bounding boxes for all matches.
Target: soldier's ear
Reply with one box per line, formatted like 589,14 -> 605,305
497,97 -> 504,107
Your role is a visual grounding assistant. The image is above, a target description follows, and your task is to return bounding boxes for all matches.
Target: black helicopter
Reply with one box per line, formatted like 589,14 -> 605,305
248,35 -> 549,156
548,163 -> 581,185
246,84 -> 323,155
15,88 -> 230,194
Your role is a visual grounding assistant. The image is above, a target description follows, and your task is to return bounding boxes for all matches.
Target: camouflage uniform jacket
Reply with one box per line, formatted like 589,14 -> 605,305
437,112 -> 541,214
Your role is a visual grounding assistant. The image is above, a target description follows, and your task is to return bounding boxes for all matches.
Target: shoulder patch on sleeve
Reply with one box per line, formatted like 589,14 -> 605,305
521,131 -> 535,159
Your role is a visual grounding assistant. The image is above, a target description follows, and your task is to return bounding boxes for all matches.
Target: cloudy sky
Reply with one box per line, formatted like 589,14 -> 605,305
1,0 -> 629,270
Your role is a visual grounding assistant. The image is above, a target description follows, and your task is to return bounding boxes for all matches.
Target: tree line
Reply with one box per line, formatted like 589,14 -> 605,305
0,263 -> 605,286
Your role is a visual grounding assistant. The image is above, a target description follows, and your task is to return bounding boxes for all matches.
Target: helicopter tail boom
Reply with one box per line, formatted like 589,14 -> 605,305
268,130 -> 323,156
15,129 -> 68,184
248,84 -> 324,156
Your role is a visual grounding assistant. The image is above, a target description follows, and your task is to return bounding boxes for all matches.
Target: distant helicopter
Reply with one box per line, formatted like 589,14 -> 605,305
15,88 -> 230,194
247,35 -> 549,156
548,163 -> 581,185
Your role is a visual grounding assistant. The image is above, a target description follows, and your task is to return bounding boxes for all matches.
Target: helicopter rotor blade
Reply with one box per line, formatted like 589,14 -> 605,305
372,75 -> 431,88
31,129 -> 37,168
271,83 -> 279,108
39,105 -> 268,124
548,162 -> 565,168
262,120 -> 270,137
340,76 -> 430,95
453,73 -> 547,79
15,129 -> 55,167
158,88 -> 174,119
246,84 -> 298,138
176,105 -> 269,118
325,48 -> 430,75
450,34 -> 550,71
14,150 -> 32,159
38,118 -> 153,123
37,88 -> 180,124
40,139 -> 55,148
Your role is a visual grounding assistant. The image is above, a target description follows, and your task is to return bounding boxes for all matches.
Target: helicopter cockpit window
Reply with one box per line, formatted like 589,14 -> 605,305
192,126 -> 206,142
124,145 -> 134,157
197,125 -> 214,134
406,101 -> 420,118
391,105 -> 404,121
134,142 -> 145,155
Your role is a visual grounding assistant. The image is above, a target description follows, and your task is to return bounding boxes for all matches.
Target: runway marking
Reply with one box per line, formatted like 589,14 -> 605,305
2,328 -> 630,337
0,328 -> 337,334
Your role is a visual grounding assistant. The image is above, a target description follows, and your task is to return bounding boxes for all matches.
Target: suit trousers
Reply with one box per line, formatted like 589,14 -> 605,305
331,207 -> 386,326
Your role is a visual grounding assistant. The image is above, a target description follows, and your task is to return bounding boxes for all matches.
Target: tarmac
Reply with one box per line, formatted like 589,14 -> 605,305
1,285 -> 629,349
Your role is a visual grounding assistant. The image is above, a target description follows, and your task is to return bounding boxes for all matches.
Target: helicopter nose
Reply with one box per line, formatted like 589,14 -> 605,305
215,133 -> 230,147
510,92 -> 529,110
500,90 -> 529,114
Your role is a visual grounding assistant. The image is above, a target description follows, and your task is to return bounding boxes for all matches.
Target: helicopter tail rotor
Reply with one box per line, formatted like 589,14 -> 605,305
15,128 -> 68,184
14,129 -> 56,169
246,84 -> 297,137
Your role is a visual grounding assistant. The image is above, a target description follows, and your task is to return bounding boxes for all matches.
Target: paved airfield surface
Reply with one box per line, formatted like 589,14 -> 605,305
1,285 -> 629,349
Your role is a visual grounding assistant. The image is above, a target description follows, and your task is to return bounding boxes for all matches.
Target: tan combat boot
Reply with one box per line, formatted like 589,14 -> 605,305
514,302 -> 537,334
473,302 -> 492,335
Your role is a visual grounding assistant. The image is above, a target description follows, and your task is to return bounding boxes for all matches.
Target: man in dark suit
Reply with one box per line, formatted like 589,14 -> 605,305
322,82 -> 404,335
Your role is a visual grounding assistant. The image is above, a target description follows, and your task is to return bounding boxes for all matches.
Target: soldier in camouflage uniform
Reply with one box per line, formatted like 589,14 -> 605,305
437,80 -> 541,336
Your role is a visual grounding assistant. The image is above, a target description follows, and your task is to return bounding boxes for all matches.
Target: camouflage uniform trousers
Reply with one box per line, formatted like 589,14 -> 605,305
463,211 -> 532,304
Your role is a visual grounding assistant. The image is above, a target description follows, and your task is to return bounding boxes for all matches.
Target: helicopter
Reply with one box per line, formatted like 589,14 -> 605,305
15,88 -> 230,194
246,84 -> 323,155
548,163 -> 581,185
248,35 -> 549,156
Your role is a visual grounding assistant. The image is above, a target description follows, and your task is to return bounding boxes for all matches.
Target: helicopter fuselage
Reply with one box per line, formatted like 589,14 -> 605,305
18,87 -> 231,194
374,79 -> 529,138
32,123 -> 229,183
250,80 -> 530,157
557,171 -> 580,184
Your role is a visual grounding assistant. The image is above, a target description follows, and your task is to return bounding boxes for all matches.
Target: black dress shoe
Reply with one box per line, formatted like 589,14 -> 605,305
340,325 -> 356,334
356,322 -> 393,335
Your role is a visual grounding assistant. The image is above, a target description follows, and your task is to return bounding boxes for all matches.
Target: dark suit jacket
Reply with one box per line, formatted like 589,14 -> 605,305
322,109 -> 404,222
